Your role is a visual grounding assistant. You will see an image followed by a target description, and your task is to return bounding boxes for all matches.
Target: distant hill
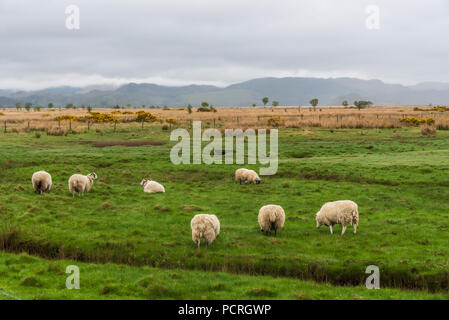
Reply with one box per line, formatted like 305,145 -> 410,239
1,77 -> 449,107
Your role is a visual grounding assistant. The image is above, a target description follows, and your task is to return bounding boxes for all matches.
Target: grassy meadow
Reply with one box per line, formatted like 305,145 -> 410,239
0,108 -> 448,299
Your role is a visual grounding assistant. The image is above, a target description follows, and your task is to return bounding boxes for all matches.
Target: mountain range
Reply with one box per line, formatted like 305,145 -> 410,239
1,77 -> 449,107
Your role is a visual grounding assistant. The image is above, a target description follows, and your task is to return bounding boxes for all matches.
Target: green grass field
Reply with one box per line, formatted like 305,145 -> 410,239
0,125 -> 448,299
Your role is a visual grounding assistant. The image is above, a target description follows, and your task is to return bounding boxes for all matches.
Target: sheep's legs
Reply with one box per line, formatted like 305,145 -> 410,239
353,224 -> 357,235
329,225 -> 333,234
341,225 -> 347,235
274,229 -> 277,237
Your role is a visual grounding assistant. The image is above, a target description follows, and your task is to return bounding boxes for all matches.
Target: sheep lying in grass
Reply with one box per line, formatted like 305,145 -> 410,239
31,171 -> 52,194
235,168 -> 261,184
258,205 -> 285,236
190,214 -> 220,248
315,200 -> 359,235
68,172 -> 98,197
140,179 -> 165,193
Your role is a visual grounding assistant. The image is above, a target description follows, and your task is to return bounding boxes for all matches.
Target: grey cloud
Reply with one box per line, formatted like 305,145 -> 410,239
1,0 -> 448,89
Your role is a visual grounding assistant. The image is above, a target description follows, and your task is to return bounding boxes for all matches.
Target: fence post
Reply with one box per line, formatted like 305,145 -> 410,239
58,119 -> 61,128
3,120 -> 6,133
69,119 -> 71,131
28,121 -> 30,129
88,120 -> 90,131
114,120 -> 117,132
213,118 -> 216,128
141,119 -> 144,129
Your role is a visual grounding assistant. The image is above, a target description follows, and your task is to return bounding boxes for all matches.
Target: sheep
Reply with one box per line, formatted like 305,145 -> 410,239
235,168 -> 261,184
140,179 -> 165,193
31,171 -> 52,194
258,205 -> 285,236
315,200 -> 359,235
190,214 -> 220,248
68,172 -> 98,197
245,169 -> 261,184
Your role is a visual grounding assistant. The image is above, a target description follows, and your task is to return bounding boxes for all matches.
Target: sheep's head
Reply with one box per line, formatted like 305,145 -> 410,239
88,173 -> 98,180
140,179 -> 148,187
255,177 -> 261,184
315,212 -> 322,228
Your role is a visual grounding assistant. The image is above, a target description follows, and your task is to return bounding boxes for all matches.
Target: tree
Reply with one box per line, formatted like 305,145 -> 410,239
24,102 -> 32,111
354,100 -> 373,110
262,97 -> 269,106
187,104 -> 192,114
48,102 -> 54,108
87,105 -> 92,113
309,98 -> 319,111
65,103 -> 73,109
201,102 -> 209,108
252,103 -> 256,107
15,103 -> 21,110
342,100 -> 348,107
272,101 -> 279,107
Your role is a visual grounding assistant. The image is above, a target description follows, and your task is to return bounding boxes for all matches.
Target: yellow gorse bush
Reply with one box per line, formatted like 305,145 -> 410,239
165,118 -> 178,125
267,116 -> 285,127
400,117 -> 435,127
414,106 -> 449,112
135,111 -> 158,122
54,115 -> 78,121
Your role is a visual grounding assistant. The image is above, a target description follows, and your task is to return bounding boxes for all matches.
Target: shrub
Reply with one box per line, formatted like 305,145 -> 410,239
267,116 -> 285,127
135,111 -> 158,122
421,124 -> 436,136
197,107 -> 212,112
400,117 -> 435,127
165,118 -> 178,125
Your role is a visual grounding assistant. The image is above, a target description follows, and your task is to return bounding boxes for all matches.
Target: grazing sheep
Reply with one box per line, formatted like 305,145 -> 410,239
31,171 -> 52,194
68,172 -> 98,197
140,179 -> 165,193
191,214 -> 220,248
315,200 -> 359,235
245,169 -> 261,184
258,205 -> 285,236
235,168 -> 261,184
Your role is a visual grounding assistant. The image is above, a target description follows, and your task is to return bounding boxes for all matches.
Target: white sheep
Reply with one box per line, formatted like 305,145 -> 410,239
31,171 -> 52,194
140,179 -> 165,193
68,172 -> 98,197
190,214 -> 220,248
315,200 -> 359,235
245,169 -> 261,184
258,205 -> 285,236
235,168 -> 261,184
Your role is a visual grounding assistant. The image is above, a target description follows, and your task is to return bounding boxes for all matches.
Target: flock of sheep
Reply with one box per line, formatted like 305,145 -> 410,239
31,167 -> 359,249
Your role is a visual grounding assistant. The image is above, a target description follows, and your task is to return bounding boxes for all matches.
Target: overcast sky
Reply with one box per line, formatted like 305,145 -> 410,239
1,0 -> 449,90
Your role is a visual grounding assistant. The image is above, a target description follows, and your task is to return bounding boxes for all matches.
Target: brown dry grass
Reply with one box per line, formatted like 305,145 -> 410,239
2,105 -> 449,131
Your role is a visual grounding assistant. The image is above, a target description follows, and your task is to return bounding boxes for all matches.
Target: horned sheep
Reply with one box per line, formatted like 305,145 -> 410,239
68,172 -> 98,197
